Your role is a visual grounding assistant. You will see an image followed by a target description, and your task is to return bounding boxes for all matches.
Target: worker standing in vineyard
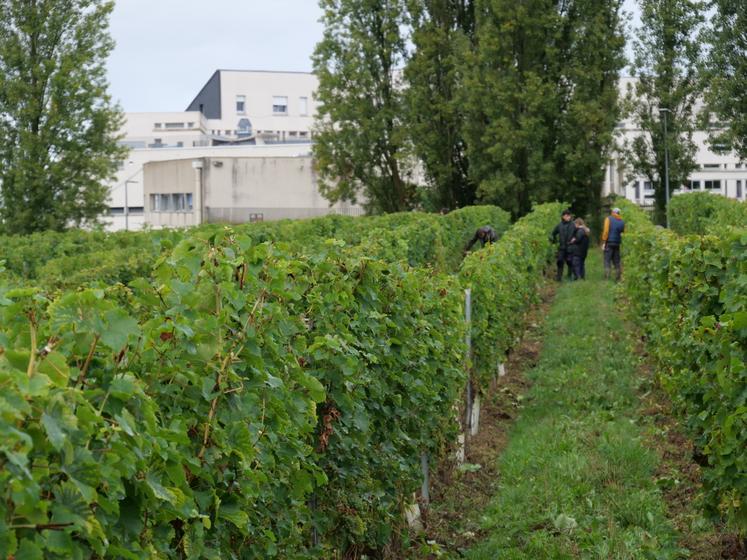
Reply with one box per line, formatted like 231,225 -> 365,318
569,217 -> 591,280
464,225 -> 498,253
602,206 -> 625,281
550,209 -> 576,281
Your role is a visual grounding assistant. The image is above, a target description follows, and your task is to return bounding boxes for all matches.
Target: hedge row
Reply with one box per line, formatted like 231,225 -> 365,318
0,232 -> 467,558
618,198 -> 747,532
0,204 -> 548,558
669,191 -> 747,235
460,203 -> 563,385
1,206 -> 510,289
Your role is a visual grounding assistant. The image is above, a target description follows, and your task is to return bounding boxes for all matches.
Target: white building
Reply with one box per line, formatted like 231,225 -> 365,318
603,77 -> 747,205
143,153 -> 363,229
107,70 -> 325,231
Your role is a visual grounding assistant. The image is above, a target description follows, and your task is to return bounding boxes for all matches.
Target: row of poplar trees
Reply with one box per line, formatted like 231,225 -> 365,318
1,0 -> 746,232
312,0 -> 747,224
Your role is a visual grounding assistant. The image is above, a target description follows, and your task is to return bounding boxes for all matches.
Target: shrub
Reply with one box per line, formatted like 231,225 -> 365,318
620,198 -> 747,533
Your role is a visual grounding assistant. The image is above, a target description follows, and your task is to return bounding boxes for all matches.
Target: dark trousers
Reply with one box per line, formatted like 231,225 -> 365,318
556,249 -> 572,280
572,255 -> 586,280
604,244 -> 622,280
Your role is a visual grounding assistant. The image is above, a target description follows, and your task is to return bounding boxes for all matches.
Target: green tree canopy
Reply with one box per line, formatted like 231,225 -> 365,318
312,0 -> 414,214
0,0 -> 125,234
404,0 -> 477,212
624,0 -> 705,225
705,0 -> 747,160
464,0 -> 625,218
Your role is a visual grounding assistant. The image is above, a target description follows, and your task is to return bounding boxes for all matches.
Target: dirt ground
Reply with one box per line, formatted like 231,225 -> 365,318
635,339 -> 747,560
411,281 -> 557,558
408,285 -> 746,560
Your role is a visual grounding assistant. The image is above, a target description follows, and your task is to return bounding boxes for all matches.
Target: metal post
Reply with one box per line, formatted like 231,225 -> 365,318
662,108 -> 671,229
464,288 -> 473,434
124,180 -> 129,231
420,452 -> 430,504
309,494 -> 319,547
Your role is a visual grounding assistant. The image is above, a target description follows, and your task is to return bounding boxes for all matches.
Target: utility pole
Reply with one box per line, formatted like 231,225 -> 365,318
661,108 -> 671,229
124,180 -> 138,231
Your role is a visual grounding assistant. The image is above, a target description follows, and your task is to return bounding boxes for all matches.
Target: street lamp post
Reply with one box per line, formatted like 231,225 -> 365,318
124,180 -> 138,231
661,108 -> 671,229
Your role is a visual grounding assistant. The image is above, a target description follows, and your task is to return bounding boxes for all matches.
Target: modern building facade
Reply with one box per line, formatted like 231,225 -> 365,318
143,153 -> 363,229
602,77 -> 746,205
108,71 -> 743,231
106,70 -> 324,231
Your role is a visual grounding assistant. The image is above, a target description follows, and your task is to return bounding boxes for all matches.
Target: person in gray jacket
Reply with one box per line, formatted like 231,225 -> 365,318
464,225 -> 498,252
550,209 -> 576,281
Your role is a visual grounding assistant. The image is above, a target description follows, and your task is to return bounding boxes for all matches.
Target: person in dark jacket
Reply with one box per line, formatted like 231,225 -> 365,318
550,210 -> 576,281
569,217 -> 590,280
464,225 -> 498,252
602,207 -> 625,281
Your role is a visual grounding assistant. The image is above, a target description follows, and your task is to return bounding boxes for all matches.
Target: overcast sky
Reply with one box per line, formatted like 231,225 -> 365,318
107,1 -> 324,112
107,0 -> 639,113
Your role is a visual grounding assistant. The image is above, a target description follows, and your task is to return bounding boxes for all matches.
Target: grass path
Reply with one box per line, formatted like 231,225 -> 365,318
464,256 -> 688,559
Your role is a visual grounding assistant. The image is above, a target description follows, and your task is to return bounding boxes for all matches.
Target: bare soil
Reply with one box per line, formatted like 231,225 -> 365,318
635,340 -> 747,560
409,281 -> 557,558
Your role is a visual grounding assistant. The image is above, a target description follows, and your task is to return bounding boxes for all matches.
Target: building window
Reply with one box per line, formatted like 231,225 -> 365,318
249,213 -> 264,223
154,123 -> 162,129
736,163 -> 743,169
704,179 -> 721,190
187,122 -> 194,128
299,96 -> 308,116
299,131 -> 308,138
634,181 -> 640,200
176,141 -> 184,148
236,95 -> 246,114
702,163 -> 720,169
688,180 -> 701,190
150,193 -> 193,213
273,96 -> 288,115
737,180 -> 743,199
165,122 -> 185,129
225,130 -> 232,136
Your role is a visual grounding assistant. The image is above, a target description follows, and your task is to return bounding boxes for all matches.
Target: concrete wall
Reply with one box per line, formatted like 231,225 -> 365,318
143,154 -> 363,228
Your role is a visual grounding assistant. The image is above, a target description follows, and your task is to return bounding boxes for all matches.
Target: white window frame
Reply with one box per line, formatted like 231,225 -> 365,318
299,96 -> 308,116
272,96 -> 288,115
236,95 -> 246,114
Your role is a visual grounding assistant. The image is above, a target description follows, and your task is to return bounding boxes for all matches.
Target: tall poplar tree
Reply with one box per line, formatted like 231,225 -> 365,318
312,0 -> 413,213
464,0 -> 558,217
550,0 -> 626,220
625,0 -> 705,225
464,0 -> 625,218
705,0 -> 747,160
0,0 -> 125,234
404,0 -> 477,211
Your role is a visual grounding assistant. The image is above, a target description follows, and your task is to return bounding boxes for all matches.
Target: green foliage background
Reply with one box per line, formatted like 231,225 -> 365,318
0,205 -> 557,557
619,196 -> 747,533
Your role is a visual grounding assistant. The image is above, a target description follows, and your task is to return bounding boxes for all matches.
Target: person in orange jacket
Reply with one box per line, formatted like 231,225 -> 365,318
601,207 -> 625,281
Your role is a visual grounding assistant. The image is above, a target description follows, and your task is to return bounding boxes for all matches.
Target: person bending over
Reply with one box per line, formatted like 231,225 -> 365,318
464,225 -> 498,252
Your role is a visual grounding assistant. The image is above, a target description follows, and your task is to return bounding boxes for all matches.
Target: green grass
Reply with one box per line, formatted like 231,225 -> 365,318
465,256 -> 688,560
